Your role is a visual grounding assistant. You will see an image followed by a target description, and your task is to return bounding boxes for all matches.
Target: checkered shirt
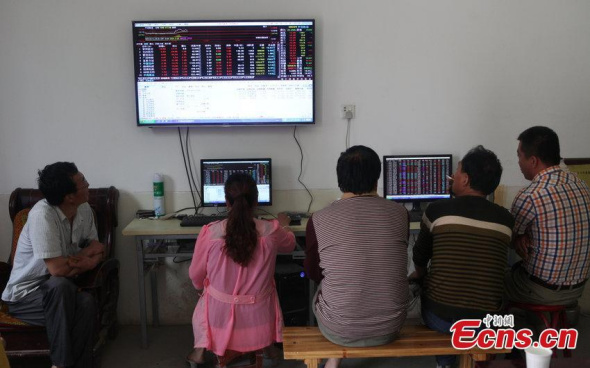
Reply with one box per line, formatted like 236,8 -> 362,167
511,166 -> 590,285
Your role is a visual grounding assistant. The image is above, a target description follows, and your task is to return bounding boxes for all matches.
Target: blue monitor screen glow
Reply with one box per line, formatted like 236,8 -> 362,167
201,158 -> 272,207
383,155 -> 452,203
133,20 -> 315,127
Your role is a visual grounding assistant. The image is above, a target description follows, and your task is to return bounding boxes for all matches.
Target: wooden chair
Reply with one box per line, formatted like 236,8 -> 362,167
0,187 -> 120,368
0,334 -> 10,368
217,349 -> 264,368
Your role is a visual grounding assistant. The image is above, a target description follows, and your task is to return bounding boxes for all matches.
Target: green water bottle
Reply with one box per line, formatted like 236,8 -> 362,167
153,173 -> 165,217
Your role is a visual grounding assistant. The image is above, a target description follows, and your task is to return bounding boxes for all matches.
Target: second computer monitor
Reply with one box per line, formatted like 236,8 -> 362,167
383,155 -> 452,205
201,158 -> 272,207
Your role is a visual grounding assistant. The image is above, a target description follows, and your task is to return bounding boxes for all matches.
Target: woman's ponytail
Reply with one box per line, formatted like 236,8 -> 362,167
224,173 -> 258,266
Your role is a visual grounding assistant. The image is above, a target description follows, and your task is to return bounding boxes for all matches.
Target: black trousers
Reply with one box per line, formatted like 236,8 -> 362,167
7,276 -> 96,368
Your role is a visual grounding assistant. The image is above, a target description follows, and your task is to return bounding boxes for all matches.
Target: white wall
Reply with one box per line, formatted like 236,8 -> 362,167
1,1 -> 590,323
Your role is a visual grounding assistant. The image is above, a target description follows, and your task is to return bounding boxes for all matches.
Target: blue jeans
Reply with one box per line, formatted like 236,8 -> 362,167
421,307 -> 457,367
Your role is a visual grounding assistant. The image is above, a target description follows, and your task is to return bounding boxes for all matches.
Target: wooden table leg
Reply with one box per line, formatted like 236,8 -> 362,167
304,358 -> 319,368
459,354 -> 473,368
472,353 -> 488,361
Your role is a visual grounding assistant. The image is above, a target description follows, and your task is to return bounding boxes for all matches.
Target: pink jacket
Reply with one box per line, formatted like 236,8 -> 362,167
189,218 -> 295,355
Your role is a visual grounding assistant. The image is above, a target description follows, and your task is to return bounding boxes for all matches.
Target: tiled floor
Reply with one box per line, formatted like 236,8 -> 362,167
102,314 -> 590,368
99,323 -> 434,368
8,315 -> 590,368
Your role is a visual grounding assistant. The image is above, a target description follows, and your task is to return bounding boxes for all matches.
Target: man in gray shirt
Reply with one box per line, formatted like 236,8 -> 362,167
2,162 -> 105,368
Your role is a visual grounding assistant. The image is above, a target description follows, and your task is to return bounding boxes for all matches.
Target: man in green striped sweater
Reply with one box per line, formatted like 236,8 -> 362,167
410,145 -> 514,368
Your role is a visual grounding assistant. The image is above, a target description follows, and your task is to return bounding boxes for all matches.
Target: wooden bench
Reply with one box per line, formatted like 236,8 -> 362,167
283,325 -> 510,368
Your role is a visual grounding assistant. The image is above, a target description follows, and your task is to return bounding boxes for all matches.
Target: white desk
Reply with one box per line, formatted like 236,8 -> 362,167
122,217 -> 308,348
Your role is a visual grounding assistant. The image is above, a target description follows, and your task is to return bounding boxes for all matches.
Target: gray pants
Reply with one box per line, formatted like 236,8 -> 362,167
504,265 -> 584,342
504,266 -> 584,306
7,276 -> 96,368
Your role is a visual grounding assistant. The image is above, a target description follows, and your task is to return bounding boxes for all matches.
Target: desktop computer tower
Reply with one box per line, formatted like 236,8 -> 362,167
274,261 -> 309,326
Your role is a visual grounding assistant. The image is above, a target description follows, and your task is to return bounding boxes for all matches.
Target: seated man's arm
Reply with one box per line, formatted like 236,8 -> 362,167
410,221 -> 433,282
78,202 -> 104,260
79,240 -> 105,260
511,190 -> 535,260
44,254 -> 100,278
409,266 -> 427,281
512,234 -> 531,260
304,216 -> 323,284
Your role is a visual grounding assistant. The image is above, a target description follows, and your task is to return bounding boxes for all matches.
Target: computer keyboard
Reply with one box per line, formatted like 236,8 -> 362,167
284,212 -> 306,226
287,214 -> 302,226
180,214 -> 228,227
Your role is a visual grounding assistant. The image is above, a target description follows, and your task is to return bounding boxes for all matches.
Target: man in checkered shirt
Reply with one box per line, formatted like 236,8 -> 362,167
505,126 -> 590,306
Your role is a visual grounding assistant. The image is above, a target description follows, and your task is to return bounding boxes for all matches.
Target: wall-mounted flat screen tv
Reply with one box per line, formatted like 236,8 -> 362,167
133,20 -> 315,127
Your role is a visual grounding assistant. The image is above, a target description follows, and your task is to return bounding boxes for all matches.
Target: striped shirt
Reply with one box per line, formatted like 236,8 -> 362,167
413,196 -> 514,320
512,166 -> 590,285
305,196 -> 409,340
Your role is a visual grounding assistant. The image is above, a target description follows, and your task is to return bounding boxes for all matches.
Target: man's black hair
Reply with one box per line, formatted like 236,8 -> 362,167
517,126 -> 561,166
37,162 -> 79,205
337,145 -> 381,194
461,145 -> 503,196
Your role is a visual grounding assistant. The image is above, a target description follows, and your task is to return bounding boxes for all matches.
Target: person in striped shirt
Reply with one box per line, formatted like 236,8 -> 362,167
505,126 -> 590,306
304,145 -> 409,368
411,146 -> 514,368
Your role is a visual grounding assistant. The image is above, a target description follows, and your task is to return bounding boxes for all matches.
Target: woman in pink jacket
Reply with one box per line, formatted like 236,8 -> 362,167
186,173 -> 295,366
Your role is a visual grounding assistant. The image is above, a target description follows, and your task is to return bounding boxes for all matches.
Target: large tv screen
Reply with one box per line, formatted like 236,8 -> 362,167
132,20 -> 315,127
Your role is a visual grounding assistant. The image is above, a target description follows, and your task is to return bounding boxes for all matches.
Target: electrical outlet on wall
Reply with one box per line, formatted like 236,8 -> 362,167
342,104 -> 356,119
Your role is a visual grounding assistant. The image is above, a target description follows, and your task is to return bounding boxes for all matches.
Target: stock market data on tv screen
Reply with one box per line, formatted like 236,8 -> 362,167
201,159 -> 272,206
383,155 -> 452,202
133,20 -> 315,126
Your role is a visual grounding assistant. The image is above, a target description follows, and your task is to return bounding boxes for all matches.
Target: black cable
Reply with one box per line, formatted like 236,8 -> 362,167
293,126 -> 314,213
178,128 -> 199,214
216,207 -> 229,215
255,208 -> 277,219
185,128 -> 203,207
173,207 -> 199,214
173,257 -> 192,263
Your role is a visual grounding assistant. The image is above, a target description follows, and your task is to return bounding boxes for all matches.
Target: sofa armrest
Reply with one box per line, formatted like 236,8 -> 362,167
75,258 -> 120,290
0,263 -> 12,296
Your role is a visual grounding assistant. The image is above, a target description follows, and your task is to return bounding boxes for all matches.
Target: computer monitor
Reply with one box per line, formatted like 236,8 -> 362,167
132,20 -> 315,127
383,154 -> 452,211
201,158 -> 272,207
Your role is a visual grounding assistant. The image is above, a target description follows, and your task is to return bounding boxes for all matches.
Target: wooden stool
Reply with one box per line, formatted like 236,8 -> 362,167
507,302 -> 571,358
217,349 -> 264,368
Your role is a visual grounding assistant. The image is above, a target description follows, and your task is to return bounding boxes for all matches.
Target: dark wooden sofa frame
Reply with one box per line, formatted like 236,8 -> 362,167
0,187 -> 120,368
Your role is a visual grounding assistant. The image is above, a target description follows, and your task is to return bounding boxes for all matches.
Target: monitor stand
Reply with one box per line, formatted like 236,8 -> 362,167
408,201 -> 423,223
